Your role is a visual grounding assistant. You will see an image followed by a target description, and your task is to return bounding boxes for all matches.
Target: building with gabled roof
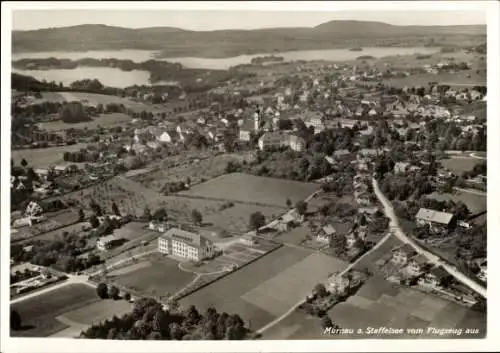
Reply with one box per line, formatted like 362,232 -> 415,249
158,227 -> 215,261
415,208 -> 455,227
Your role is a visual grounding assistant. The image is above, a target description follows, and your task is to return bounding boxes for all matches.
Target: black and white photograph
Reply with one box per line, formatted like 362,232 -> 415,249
1,1 -> 498,352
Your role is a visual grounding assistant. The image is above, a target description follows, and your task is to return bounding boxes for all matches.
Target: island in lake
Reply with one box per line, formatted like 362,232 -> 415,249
356,55 -> 376,60
250,55 -> 285,65
349,47 -> 363,52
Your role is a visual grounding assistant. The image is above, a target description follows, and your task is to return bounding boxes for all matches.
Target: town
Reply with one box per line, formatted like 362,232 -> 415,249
8,14 -> 487,342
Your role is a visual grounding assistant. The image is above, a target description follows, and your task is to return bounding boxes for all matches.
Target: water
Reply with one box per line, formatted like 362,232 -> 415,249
13,47 -> 439,70
13,67 -> 152,88
12,47 -> 440,87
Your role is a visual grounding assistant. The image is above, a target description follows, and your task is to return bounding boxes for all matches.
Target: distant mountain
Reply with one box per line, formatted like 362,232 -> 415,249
12,21 -> 486,58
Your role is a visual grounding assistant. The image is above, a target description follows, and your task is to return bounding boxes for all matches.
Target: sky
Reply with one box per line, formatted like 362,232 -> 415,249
12,9 -> 486,31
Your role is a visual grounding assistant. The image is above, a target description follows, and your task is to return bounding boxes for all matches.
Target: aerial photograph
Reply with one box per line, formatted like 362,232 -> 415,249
4,2 -> 490,346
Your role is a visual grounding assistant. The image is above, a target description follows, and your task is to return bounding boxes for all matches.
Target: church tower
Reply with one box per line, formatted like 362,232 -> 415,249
253,111 -> 260,131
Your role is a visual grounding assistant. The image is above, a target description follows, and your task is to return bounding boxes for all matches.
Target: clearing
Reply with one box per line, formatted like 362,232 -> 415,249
426,191 -> 486,214
39,113 -> 132,132
440,157 -> 483,175
11,143 -> 88,169
179,173 -> 318,208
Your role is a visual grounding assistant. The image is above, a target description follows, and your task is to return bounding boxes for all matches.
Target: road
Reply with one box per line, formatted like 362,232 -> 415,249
256,232 -> 392,335
372,178 -> 487,298
453,187 -> 487,196
10,274 -> 93,305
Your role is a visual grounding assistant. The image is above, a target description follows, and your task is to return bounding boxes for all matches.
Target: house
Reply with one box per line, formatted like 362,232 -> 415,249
405,254 -> 428,276
415,208 -> 455,228
240,234 -> 257,246
277,213 -> 296,232
391,244 -> 417,265
394,162 -> 410,175
317,225 -> 336,243
97,234 -> 124,251
418,266 -> 452,288
345,232 -> 358,249
355,192 -> 372,207
158,227 -> 215,261
157,129 -> 179,144
149,221 -> 169,233
258,132 -> 289,151
289,134 -> 306,152
327,273 -> 350,294
333,149 -> 352,160
239,119 -> 254,142
304,113 -> 325,134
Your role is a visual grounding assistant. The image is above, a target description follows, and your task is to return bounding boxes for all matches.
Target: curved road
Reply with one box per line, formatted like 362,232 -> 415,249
372,178 -> 487,298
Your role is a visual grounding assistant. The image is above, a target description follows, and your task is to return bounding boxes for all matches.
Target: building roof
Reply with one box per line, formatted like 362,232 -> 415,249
415,208 -> 454,225
334,149 -> 351,157
322,225 -> 336,236
98,234 -> 122,244
161,227 -> 211,248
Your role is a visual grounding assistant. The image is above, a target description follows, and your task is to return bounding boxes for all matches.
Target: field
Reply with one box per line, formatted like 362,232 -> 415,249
12,209 -> 82,244
42,91 -> 179,115
426,191 -> 486,214
11,143 -> 88,168
181,246 -> 347,329
263,276 -> 486,339
274,225 -> 310,245
133,152 -> 256,192
109,256 -> 195,297
440,157 -> 482,175
202,203 -> 287,234
48,175 -> 225,221
39,113 -> 132,132
52,299 -> 133,337
179,173 -> 319,208
11,283 -> 98,337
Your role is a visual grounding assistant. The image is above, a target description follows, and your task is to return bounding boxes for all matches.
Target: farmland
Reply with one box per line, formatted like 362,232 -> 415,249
440,157 -> 483,175
108,255 -> 195,298
11,143 -> 88,168
133,152 -> 256,192
263,275 -> 486,339
39,112 -> 132,132
201,203 -> 286,234
47,175 -> 226,221
11,283 -> 98,337
426,191 -> 486,214
179,173 -> 319,208
180,246 -> 347,329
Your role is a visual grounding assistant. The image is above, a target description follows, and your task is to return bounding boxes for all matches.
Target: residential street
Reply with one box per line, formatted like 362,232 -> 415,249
372,177 -> 487,298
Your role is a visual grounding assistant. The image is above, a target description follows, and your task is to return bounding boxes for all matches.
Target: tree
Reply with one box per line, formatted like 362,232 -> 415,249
124,292 -> 131,301
89,214 -> 100,228
313,283 -> 329,298
112,202 -> 121,216
295,200 -> 308,216
20,158 -> 28,168
286,198 -> 292,208
321,315 -> 333,329
96,282 -> 108,299
143,206 -> 152,221
249,212 -> 266,232
108,285 -> 120,300
191,209 -> 203,226
78,208 -> 85,222
153,208 -> 168,222
11,310 -> 22,331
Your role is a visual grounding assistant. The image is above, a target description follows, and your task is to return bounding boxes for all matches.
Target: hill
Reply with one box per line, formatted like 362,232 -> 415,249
12,21 -> 486,58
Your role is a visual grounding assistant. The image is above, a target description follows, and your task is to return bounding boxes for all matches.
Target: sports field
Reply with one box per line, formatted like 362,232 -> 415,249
181,246 -> 347,329
109,256 -> 195,297
179,173 -> 318,208
11,283 -> 98,337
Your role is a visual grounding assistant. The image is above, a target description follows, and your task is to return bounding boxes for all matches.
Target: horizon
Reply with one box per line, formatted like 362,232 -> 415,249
12,10 -> 487,31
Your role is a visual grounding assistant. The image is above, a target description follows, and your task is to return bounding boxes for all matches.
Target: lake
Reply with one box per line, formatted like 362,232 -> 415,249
12,47 -> 440,87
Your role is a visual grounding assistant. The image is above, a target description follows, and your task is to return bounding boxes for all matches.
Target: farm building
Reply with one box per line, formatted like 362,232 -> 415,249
97,234 -> 125,251
415,208 -> 455,228
158,227 -> 215,261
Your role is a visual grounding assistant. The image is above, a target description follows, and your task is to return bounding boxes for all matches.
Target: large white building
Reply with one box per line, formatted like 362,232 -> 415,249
258,132 -> 306,152
158,227 -> 215,261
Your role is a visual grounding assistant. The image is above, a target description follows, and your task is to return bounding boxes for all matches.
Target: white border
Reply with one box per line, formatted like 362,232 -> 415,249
1,1 -> 499,352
